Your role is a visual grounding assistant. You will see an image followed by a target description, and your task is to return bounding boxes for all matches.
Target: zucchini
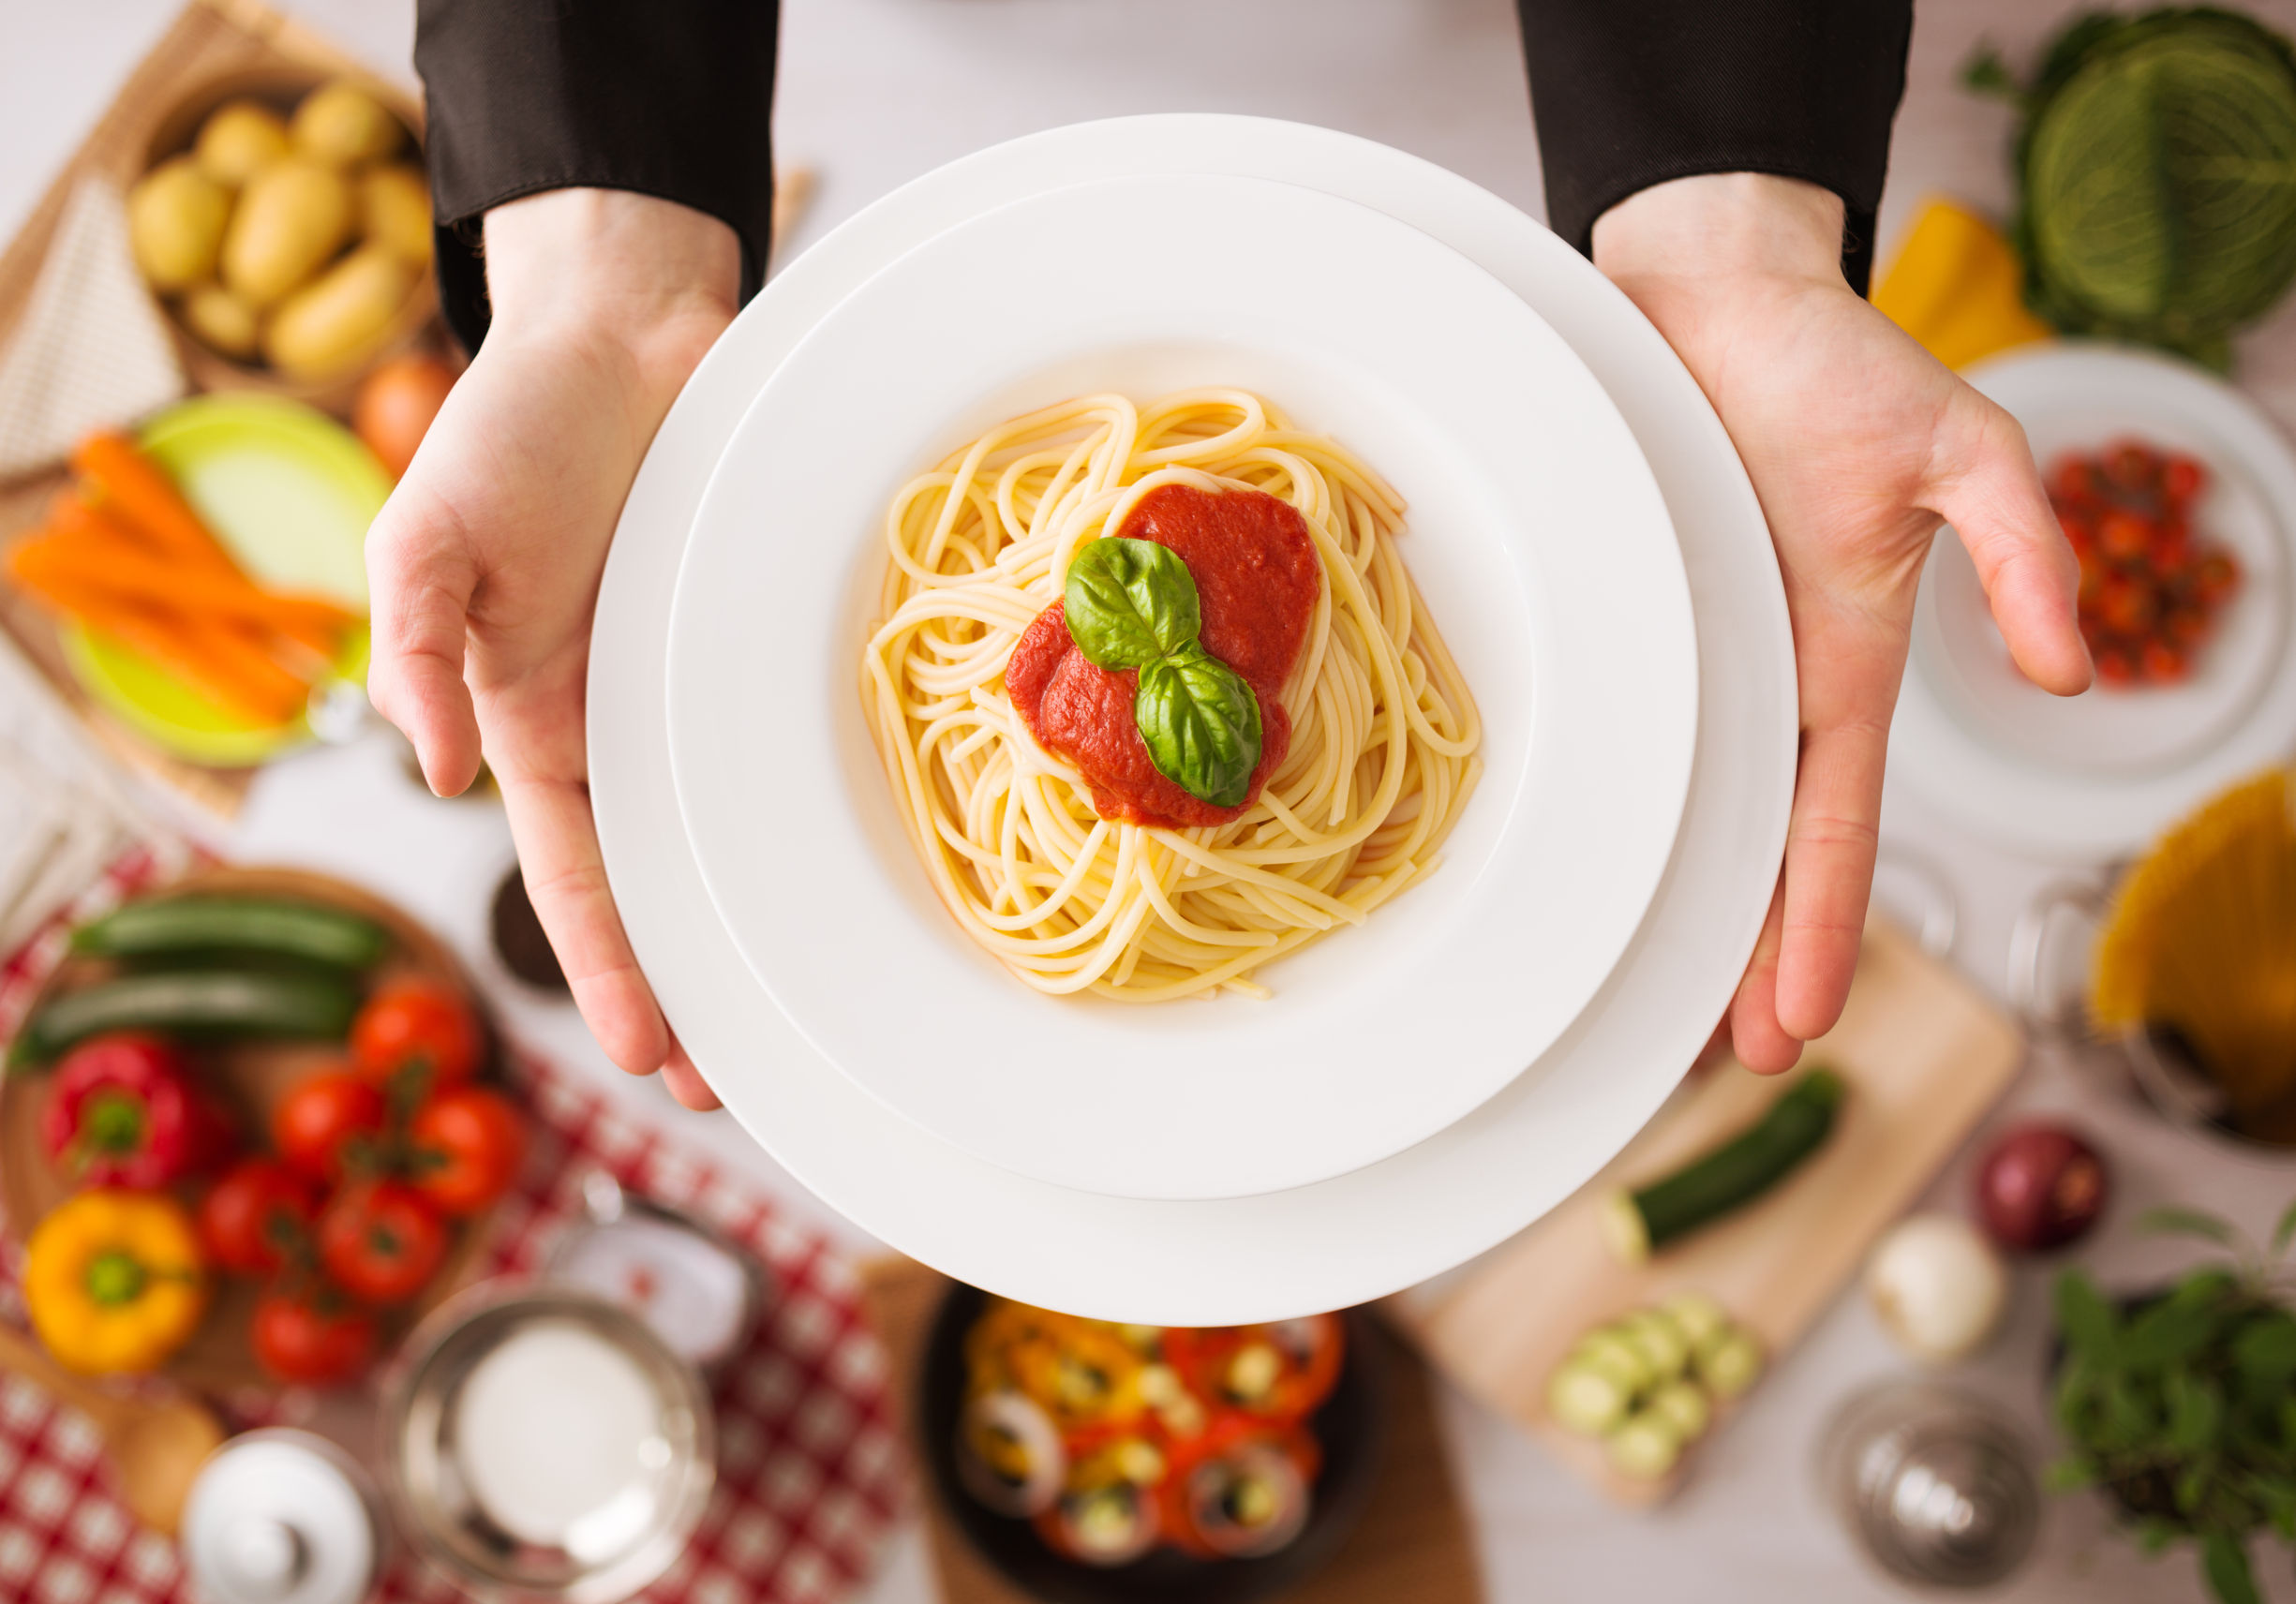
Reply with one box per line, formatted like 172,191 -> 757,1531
12,970 -> 362,1064
1547,1359 -> 1633,1437
1572,1329 -> 1655,1394
1695,1330 -> 1765,1402
1647,1380 -> 1712,1444
1660,1290 -> 1729,1352
1603,1068 -> 1846,1263
71,896 -> 389,971
1618,1310 -> 1691,1380
1606,1410 -> 1684,1480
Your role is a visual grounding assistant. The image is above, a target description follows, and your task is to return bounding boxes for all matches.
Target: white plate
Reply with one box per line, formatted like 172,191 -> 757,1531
590,116 -> 1794,1322
665,173 -> 1695,1201
1895,344 -> 2296,862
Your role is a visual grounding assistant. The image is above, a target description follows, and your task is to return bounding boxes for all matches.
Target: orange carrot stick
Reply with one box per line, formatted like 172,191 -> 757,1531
33,510 -> 352,651
7,555 -> 308,722
69,432 -> 238,575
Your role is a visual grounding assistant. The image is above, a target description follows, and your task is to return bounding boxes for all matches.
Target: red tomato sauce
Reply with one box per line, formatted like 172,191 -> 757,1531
1006,484 -> 1320,827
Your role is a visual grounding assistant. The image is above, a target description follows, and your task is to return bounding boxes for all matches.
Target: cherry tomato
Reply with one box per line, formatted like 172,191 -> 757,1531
2167,606 -> 2213,646
273,1070 -> 385,1182
2055,508 -> 2094,550
251,1288 -> 377,1386
2095,648 -> 2137,686
2198,552 -> 2242,602
2104,440 -> 2157,495
199,1159 -> 320,1276
2098,511 -> 2154,563
2050,457 -> 2095,504
2140,640 -> 2189,683
319,1181 -> 448,1305
2163,454 -> 2205,502
2096,576 -> 2156,635
409,1085 -> 527,1216
352,979 -> 484,1097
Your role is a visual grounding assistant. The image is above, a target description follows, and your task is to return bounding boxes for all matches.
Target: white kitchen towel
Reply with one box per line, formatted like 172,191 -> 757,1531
0,177 -> 186,482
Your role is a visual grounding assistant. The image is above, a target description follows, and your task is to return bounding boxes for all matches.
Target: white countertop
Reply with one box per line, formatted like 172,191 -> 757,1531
7,3 -> 2296,1599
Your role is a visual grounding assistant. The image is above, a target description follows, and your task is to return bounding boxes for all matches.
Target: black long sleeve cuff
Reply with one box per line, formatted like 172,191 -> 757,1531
413,0 -> 780,352
1519,0 -> 1912,294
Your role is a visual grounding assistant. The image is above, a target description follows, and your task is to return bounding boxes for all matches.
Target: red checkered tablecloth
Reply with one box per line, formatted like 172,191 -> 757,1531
0,855 -> 908,1604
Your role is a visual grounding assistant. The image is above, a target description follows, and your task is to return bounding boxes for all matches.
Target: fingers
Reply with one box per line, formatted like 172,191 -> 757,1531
662,1038 -> 722,1112
365,483 -> 486,796
1730,877 -> 1802,1073
1771,601 -> 1895,1042
494,760 -> 676,1080
1932,394 -> 2093,697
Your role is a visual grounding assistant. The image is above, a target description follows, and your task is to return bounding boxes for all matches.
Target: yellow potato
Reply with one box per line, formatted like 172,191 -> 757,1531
194,100 -> 290,187
290,82 -> 403,168
178,282 -> 261,359
127,157 -> 231,292
359,165 -> 433,265
221,157 -> 353,306
263,245 -> 411,378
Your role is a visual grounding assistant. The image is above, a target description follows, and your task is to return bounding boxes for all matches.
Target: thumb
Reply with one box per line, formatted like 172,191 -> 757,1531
1931,391 -> 2093,697
365,482 -> 485,796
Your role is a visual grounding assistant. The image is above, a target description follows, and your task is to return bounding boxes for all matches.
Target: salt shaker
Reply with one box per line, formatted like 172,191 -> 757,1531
181,1430 -> 386,1604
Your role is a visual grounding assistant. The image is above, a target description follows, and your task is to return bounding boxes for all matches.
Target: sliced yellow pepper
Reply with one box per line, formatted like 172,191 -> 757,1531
23,1190 -> 207,1374
1873,198 -> 2056,371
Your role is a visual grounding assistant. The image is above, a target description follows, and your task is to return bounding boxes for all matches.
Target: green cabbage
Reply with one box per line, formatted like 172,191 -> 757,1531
1969,7 -> 2296,367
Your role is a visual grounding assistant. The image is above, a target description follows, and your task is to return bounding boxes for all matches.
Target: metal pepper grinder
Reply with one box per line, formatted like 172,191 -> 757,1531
1818,1378 -> 2043,1589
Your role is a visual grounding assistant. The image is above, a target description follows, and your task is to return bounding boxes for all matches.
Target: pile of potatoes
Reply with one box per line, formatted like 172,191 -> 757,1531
129,81 -> 430,380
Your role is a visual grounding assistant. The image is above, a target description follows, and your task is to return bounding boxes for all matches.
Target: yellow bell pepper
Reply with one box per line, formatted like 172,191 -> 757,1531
23,1189 -> 207,1374
1872,198 -> 2056,371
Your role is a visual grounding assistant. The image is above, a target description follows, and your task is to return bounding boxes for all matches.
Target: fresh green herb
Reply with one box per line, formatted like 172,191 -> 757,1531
1964,7 -> 2296,368
2050,1196 -> 2296,1603
1135,646 -> 1262,809
1061,537 -> 1263,808
1061,537 -> 1201,671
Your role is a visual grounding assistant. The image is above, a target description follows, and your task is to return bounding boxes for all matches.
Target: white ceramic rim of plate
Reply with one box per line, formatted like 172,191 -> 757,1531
590,115 -> 1793,1321
665,171 -> 1697,1200
1892,343 -> 2296,863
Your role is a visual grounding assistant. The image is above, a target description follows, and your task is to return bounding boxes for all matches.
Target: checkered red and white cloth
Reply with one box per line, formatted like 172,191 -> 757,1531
0,855 -> 907,1604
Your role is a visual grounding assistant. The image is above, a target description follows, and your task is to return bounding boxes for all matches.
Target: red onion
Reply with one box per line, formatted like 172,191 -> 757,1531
1974,1122 -> 2109,1252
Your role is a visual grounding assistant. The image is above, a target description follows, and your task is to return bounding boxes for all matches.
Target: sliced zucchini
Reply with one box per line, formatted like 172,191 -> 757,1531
1547,1359 -> 1633,1437
1618,1310 -> 1691,1380
1647,1380 -> 1713,1444
1606,1410 -> 1685,1480
1695,1330 -> 1766,1402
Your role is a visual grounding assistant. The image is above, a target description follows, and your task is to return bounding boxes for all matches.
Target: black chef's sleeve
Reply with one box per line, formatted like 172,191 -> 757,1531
1518,0 -> 1912,294
413,0 -> 780,352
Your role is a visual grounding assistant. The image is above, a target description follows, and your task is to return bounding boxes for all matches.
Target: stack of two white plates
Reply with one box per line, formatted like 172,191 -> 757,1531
589,116 -> 1797,1324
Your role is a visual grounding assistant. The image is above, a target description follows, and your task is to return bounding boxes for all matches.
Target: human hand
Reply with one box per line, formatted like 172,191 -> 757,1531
1594,174 -> 2092,1072
365,188 -> 739,1109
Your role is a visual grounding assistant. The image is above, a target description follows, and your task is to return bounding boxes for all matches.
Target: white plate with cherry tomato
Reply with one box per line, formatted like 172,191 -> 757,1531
1893,344 -> 2296,860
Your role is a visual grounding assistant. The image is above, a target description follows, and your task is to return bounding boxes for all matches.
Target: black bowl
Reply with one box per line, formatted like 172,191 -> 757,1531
917,1283 -> 1392,1604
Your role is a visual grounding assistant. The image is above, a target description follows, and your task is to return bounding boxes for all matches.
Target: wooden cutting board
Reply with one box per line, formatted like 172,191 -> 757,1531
861,1257 -> 1484,1604
1387,916 -> 2022,1504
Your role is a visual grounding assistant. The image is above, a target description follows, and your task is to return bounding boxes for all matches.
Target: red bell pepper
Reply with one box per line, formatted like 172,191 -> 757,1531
39,1033 -> 227,1190
1161,1314 -> 1344,1422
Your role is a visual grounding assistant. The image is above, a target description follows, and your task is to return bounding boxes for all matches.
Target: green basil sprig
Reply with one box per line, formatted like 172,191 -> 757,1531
1063,537 -> 1263,808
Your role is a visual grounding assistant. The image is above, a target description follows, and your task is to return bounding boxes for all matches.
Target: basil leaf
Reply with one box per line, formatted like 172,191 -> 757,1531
1135,646 -> 1262,809
1064,537 -> 1200,670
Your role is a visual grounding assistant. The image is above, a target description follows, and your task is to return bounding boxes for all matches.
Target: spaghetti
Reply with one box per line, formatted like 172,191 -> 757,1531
861,390 -> 1481,1001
